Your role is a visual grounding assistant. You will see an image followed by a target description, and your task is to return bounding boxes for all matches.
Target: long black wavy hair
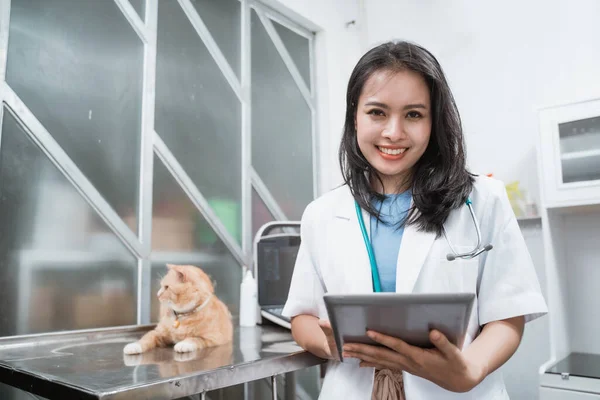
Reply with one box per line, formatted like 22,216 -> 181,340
338,40 -> 474,236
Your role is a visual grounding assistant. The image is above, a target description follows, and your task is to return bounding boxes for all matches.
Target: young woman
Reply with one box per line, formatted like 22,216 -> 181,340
282,41 -> 547,399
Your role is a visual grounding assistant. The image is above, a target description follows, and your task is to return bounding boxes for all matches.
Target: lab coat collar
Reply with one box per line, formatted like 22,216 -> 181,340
395,221 -> 436,293
333,186 -> 436,293
333,188 -> 374,293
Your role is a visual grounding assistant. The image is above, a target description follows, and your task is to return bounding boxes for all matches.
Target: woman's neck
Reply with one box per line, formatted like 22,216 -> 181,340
371,172 -> 412,195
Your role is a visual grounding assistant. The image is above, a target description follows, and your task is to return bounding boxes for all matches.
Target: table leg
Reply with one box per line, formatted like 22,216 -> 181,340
271,375 -> 277,400
284,372 -> 296,400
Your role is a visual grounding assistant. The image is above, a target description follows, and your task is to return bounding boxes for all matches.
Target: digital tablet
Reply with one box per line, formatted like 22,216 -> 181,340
323,292 -> 475,361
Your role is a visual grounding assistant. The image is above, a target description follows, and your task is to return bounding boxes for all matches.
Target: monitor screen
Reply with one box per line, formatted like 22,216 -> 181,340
256,235 -> 300,307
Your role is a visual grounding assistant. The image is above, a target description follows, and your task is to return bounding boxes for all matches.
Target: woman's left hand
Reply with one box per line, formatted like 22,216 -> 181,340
343,330 -> 487,393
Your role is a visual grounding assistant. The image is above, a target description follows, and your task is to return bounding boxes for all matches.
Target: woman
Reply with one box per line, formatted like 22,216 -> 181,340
281,41 -> 547,399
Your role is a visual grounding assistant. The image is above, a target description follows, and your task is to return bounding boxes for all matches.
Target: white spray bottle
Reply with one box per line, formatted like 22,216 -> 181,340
239,266 -> 258,327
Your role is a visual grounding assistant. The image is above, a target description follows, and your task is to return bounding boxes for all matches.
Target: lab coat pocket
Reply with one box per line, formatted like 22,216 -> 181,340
459,259 -> 479,293
437,245 -> 479,293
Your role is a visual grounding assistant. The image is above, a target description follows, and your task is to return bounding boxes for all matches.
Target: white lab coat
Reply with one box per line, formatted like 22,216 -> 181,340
282,176 -> 547,399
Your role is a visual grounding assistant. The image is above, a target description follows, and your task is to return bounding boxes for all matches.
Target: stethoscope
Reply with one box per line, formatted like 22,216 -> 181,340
355,197 -> 493,293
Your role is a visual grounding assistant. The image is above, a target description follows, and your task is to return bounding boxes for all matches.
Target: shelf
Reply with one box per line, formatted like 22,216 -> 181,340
561,150 -> 600,184
561,149 -> 600,161
546,352 -> 600,380
517,216 -> 542,222
547,202 -> 600,215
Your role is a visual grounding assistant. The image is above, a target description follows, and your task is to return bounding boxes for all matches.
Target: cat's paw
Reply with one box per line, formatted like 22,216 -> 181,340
123,342 -> 143,355
174,340 -> 197,353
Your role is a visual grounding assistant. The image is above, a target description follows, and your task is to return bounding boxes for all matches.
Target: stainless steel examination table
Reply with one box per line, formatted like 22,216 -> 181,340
0,324 -> 324,399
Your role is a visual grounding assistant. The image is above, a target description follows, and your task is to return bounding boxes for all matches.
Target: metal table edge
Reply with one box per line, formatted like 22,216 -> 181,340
0,360 -> 100,400
99,350 -> 325,399
0,325 -> 326,400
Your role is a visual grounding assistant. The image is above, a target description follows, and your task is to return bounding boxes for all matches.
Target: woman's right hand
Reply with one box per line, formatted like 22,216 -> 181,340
318,319 -> 340,360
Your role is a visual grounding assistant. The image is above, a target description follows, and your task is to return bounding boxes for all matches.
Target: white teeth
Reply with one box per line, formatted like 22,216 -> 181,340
378,146 -> 407,155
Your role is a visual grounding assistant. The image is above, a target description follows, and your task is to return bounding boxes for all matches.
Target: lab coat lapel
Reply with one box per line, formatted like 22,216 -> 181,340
395,219 -> 436,293
333,192 -> 374,293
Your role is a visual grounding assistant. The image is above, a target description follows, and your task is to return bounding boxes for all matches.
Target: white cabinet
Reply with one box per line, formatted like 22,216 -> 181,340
540,369 -> 600,399
538,98 -> 600,208
540,387 -> 600,400
537,98 -> 600,399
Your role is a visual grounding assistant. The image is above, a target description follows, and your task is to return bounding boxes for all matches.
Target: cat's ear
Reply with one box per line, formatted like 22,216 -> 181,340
167,264 -> 186,282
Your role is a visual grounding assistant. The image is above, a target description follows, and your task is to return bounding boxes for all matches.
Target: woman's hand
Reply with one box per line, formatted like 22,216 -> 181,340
317,319 -> 340,361
342,330 -> 487,393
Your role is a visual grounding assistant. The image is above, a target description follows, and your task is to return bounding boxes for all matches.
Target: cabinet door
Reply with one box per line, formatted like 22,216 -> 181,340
540,386 -> 600,399
538,99 -> 600,207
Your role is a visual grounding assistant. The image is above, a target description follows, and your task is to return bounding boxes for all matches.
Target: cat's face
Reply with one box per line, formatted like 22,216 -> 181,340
157,264 -> 214,313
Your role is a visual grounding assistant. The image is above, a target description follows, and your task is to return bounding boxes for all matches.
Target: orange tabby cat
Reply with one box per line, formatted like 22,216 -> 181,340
123,264 -> 233,354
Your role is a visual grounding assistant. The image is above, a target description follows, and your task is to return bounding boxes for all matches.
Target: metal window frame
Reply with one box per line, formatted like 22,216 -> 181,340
0,0 -> 11,149
2,83 -> 146,258
250,2 -> 320,201
251,3 -> 320,198
246,0 -> 318,39
154,133 -> 246,267
255,8 -> 313,110
259,6 -> 314,41
0,0 -> 319,331
114,0 -> 149,44
309,32 -> 320,198
250,168 -> 289,222
0,0 -> 9,83
241,0 -> 252,263
178,0 -> 243,102
135,0 -> 158,324
153,0 -> 248,267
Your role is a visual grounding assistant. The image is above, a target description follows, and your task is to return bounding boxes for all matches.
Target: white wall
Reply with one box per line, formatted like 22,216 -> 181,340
565,210 -> 600,354
506,221 -> 551,400
263,0 -> 365,193
364,0 -> 600,207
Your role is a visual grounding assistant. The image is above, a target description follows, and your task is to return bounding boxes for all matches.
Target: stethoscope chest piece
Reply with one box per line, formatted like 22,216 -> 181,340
442,198 -> 493,261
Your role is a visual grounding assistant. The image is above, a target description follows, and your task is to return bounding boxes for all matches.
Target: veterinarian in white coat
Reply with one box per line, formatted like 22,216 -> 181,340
282,41 -> 547,400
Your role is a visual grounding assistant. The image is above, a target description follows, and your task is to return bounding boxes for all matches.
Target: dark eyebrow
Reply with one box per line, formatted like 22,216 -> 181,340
403,104 -> 428,110
364,101 -> 389,109
364,102 -> 428,110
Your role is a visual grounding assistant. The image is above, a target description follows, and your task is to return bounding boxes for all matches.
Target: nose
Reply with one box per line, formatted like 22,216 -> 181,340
382,116 -> 405,141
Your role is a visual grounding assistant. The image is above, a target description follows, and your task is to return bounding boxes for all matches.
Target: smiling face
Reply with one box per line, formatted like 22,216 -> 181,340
355,68 -> 432,194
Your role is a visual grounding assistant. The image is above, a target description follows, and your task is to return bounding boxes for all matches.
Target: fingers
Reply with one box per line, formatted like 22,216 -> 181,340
366,330 -> 413,355
359,361 -> 379,369
322,338 -> 333,358
430,330 -> 461,362
344,348 -> 401,370
318,319 -> 337,360
343,343 -> 411,370
318,319 -> 334,342
366,330 -> 423,367
318,319 -> 332,333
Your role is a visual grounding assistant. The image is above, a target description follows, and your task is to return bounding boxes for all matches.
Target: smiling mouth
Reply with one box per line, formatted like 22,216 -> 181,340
377,146 -> 407,155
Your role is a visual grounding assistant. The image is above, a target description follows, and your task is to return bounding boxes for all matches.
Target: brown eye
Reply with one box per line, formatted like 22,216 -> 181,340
164,285 -> 169,290
368,109 -> 385,117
